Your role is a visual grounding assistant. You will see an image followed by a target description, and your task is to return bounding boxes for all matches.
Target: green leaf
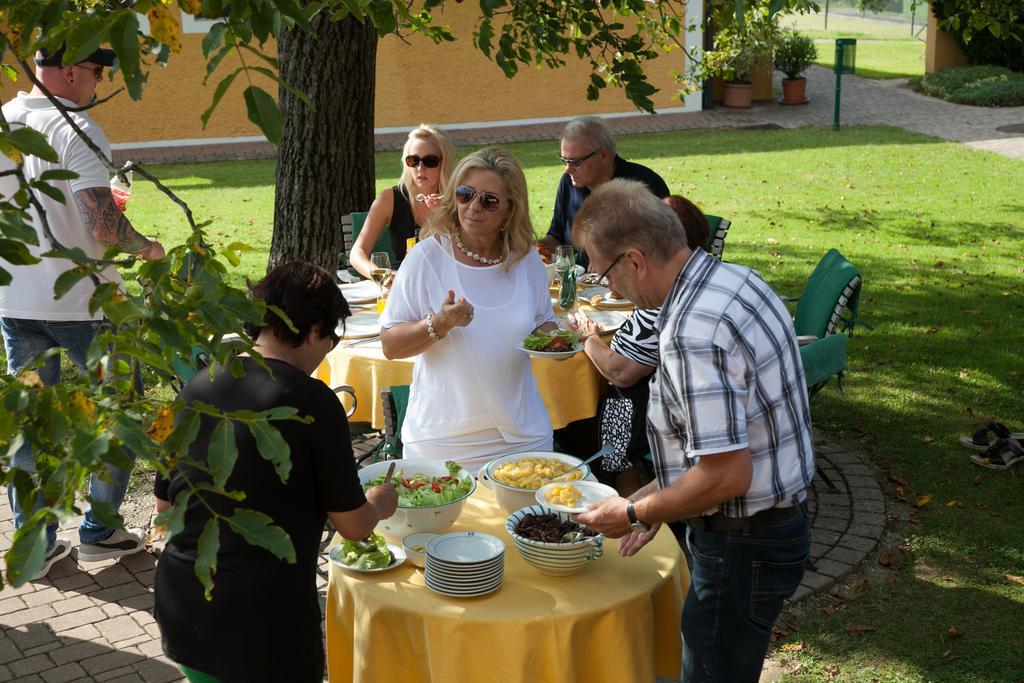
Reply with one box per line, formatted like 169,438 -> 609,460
226,509 -> 295,563
102,298 -> 148,326
194,518 -> 220,600
67,17 -> 109,64
5,515 -> 48,587
4,128 -> 58,162
70,429 -> 112,468
242,86 -> 283,145
39,169 -> 79,181
111,11 -> 141,79
156,488 -> 192,539
208,419 -> 239,488
29,181 -> 65,203
110,413 -> 160,461
201,69 -> 241,128
53,267 -> 90,300
164,409 -> 201,457
202,22 -> 228,57
0,239 -> 41,267
249,419 -> 292,482
85,498 -> 124,531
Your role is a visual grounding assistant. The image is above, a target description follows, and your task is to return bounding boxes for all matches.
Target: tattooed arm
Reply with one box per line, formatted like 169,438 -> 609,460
74,187 -> 165,260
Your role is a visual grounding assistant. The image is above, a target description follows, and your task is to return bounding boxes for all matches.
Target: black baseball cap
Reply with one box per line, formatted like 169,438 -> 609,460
35,45 -> 116,68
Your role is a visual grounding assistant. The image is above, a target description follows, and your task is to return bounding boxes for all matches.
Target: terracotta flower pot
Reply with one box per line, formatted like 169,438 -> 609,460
722,82 -> 753,109
780,77 -> 808,105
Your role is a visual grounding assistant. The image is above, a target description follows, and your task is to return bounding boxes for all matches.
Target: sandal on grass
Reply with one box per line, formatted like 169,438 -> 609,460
970,438 -> 1024,470
959,422 -> 1024,451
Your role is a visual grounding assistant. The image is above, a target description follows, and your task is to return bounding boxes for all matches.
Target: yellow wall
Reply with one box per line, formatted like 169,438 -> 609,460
2,6 -> 688,144
925,8 -> 968,74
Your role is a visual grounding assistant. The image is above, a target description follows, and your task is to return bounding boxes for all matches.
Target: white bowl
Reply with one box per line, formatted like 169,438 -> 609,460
505,505 -> 604,576
402,532 -> 439,568
478,452 -> 590,514
359,459 -> 476,542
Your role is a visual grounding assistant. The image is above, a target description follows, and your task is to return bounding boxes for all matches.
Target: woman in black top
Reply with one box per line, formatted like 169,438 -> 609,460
350,124 -> 456,276
154,263 -> 398,683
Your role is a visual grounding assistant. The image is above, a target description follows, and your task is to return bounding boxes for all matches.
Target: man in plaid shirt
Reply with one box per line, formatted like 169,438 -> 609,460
576,180 -> 814,682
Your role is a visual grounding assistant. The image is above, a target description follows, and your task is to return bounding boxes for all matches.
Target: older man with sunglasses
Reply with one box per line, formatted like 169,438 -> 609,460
0,45 -> 165,579
573,180 -> 815,683
538,116 -> 669,270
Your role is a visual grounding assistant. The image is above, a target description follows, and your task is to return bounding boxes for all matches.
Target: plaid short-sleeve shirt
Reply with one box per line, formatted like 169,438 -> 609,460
647,249 -> 815,518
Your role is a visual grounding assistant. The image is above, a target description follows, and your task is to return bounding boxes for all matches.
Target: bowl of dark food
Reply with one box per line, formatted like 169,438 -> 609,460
504,505 -> 604,576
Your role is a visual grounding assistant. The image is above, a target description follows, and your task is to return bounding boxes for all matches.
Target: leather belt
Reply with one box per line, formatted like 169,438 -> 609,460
683,505 -> 803,532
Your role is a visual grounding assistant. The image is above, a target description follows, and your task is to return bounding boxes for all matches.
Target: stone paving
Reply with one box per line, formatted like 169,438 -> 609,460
0,428 -> 882,682
111,65 -> 1024,166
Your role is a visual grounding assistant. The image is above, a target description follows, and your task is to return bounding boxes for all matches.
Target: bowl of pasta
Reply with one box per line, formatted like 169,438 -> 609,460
478,452 -> 590,514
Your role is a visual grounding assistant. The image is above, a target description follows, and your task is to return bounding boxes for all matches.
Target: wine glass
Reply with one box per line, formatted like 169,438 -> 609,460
370,252 -> 391,313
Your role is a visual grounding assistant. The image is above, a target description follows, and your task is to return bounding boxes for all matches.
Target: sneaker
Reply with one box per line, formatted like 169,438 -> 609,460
77,527 -> 145,563
31,538 -> 73,581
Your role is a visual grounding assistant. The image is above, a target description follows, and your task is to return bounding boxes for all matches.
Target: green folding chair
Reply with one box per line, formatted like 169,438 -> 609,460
703,214 -> 732,260
341,211 -> 394,278
356,384 -> 409,466
791,248 -> 869,340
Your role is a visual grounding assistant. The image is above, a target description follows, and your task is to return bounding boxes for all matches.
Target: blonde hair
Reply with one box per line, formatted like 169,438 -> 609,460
421,147 -> 534,270
399,124 -> 456,205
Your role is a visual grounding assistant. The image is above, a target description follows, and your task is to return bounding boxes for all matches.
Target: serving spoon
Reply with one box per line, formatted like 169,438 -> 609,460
552,444 -> 614,482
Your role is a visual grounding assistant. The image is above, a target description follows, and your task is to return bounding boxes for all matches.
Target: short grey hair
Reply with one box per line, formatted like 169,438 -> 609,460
561,116 -> 617,156
572,179 -> 687,267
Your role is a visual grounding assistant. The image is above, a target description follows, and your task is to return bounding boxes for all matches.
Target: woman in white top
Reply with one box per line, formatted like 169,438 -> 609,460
380,147 -> 557,474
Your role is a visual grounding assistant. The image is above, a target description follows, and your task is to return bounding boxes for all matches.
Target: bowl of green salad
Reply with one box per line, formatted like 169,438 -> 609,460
359,459 -> 476,542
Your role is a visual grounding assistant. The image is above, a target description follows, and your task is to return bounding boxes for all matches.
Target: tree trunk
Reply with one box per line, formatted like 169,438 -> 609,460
269,14 -> 378,275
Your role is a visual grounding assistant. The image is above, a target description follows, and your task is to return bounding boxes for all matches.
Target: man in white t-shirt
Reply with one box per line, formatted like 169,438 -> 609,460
1,46 -> 165,580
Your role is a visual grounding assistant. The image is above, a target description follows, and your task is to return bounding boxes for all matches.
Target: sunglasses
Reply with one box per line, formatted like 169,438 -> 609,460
73,63 -> 104,80
557,149 -> 599,168
454,186 -> 502,213
405,154 -> 441,169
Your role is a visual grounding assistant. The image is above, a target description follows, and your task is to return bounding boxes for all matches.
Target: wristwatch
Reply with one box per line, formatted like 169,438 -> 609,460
626,501 -> 650,533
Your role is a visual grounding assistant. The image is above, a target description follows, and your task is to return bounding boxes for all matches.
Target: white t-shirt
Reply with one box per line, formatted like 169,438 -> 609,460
0,92 -> 121,321
380,236 -> 556,449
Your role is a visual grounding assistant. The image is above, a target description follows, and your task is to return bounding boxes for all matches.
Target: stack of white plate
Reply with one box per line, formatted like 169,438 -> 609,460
424,531 -> 505,598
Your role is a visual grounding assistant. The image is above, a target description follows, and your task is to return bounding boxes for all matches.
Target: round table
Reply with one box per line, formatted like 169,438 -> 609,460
325,485 -> 687,682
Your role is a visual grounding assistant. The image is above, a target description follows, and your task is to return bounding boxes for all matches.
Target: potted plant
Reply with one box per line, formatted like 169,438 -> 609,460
773,30 -> 818,104
721,43 -> 762,108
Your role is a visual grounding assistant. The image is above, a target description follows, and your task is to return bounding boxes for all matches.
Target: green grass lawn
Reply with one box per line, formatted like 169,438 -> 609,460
781,12 -> 922,41
812,38 -> 925,79
86,127 -> 1024,678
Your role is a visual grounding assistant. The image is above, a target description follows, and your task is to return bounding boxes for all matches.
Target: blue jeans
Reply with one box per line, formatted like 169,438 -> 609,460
681,510 -> 810,683
2,318 -> 136,547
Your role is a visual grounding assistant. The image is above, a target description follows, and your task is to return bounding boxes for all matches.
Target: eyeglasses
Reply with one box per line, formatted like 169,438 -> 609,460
557,149 -> 599,168
73,63 -> 104,80
405,154 -> 440,169
455,186 -> 502,212
595,253 -> 625,283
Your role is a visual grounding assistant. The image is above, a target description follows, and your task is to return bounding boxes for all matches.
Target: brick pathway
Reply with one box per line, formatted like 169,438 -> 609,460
110,65 -> 1024,166
1,429 -> 881,682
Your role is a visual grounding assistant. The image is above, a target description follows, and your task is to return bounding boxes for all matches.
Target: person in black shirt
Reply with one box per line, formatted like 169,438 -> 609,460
154,262 -> 398,683
538,116 -> 669,269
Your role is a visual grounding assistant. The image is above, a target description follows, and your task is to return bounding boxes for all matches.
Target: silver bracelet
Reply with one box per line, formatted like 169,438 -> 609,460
426,313 -> 445,342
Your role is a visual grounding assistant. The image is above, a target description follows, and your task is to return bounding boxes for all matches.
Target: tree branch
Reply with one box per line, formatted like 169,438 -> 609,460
64,87 -> 126,112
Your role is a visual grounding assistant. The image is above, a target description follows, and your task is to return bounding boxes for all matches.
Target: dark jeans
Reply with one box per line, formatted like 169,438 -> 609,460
681,510 -> 810,682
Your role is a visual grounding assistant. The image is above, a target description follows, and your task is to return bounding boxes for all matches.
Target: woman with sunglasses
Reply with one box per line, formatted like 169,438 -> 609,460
380,147 -> 558,474
349,124 -> 455,279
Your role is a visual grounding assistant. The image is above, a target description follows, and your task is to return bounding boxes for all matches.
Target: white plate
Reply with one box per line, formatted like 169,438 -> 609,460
339,280 -> 381,305
571,310 -> 628,335
515,340 -> 583,361
426,531 -> 505,564
329,542 -> 406,573
341,312 -> 381,339
535,481 -> 620,514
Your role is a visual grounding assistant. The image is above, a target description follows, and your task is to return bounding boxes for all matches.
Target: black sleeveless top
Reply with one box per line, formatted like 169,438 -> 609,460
389,185 -> 417,263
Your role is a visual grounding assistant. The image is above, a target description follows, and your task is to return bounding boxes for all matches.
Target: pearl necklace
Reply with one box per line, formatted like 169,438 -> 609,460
454,233 -> 503,265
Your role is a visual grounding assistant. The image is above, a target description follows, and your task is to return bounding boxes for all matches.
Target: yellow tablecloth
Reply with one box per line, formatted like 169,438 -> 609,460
314,315 -> 609,430
325,485 -> 688,682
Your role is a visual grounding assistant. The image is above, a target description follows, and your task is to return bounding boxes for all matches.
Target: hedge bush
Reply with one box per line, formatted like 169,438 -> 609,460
931,1 -> 1024,73
908,65 -> 1024,106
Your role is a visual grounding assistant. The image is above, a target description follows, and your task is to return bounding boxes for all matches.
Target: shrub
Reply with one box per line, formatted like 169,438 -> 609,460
931,1 -> 1024,73
908,65 -> 1024,106
773,31 -> 818,79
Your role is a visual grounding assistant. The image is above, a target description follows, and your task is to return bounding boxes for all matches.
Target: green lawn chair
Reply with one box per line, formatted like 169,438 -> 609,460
356,384 -> 409,466
703,214 -> 732,260
340,211 -> 394,278
792,248 -> 868,340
